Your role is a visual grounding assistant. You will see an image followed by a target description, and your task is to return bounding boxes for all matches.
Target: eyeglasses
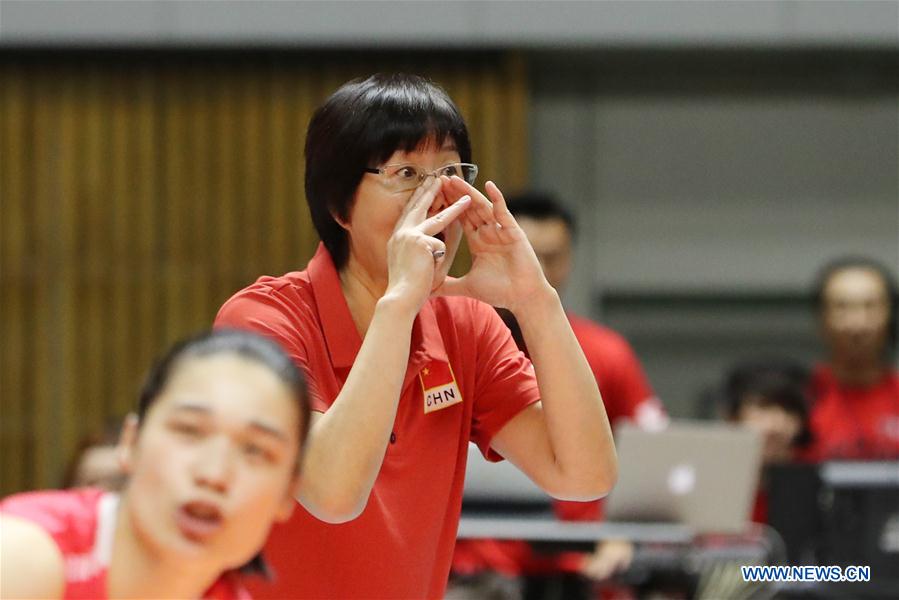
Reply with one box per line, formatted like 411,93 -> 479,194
363,162 -> 478,193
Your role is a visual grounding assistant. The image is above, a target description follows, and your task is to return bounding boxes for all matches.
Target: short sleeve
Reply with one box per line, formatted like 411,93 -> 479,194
553,497 -> 603,521
0,490 -> 101,555
468,303 -> 541,461
0,493 -> 64,536
215,289 -> 327,413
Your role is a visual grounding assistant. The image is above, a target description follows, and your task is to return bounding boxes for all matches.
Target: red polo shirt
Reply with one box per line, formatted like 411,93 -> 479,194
452,314 -> 665,577
806,364 -> 899,460
214,243 -> 541,599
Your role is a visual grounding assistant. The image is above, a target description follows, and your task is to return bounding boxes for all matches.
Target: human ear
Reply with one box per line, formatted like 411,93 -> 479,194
116,413 -> 140,474
330,209 -> 350,231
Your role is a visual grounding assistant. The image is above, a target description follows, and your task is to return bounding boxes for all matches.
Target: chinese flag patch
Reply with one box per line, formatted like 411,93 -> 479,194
419,361 -> 462,413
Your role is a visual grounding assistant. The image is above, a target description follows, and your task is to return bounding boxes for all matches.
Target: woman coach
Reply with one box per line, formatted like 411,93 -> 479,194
215,73 -> 618,599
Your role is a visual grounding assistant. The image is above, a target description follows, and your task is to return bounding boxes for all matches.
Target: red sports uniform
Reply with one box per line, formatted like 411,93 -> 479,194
453,313 -> 665,577
0,489 -> 248,599
806,364 -> 899,460
214,243 -> 540,599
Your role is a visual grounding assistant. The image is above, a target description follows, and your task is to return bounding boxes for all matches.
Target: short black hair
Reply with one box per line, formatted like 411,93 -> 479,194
506,192 -> 577,237
720,358 -> 812,447
304,73 -> 472,269
812,255 -> 898,354
138,329 -> 311,449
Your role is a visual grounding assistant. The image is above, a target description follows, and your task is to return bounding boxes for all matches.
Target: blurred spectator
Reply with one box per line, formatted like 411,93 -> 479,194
62,418 -> 127,490
717,358 -> 812,523
450,192 -> 667,600
807,257 -> 899,460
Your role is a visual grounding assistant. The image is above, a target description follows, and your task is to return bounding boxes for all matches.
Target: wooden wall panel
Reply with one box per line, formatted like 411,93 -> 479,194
0,65 -> 29,492
0,52 -> 529,494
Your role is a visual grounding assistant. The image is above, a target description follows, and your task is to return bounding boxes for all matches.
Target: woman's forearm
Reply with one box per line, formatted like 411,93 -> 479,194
296,294 -> 416,522
515,289 -> 618,498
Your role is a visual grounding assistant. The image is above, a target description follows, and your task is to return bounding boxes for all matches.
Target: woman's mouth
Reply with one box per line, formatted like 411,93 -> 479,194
176,501 -> 224,543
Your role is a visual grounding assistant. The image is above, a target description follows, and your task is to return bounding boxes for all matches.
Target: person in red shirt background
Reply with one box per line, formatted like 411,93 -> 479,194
807,257 -> 899,460
450,193 -> 667,599
0,330 -> 311,599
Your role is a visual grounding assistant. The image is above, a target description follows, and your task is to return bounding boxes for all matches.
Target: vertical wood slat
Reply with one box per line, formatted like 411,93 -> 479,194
0,64 -> 28,492
267,63 -> 290,271
0,52 -> 529,495
56,68 -> 79,483
502,54 -> 530,192
29,66 -> 56,489
184,63 -> 211,331
239,64 -> 265,287
162,66 -> 187,346
80,64 -> 106,444
127,63 -> 163,419
212,64 -> 239,314
110,64 -> 138,417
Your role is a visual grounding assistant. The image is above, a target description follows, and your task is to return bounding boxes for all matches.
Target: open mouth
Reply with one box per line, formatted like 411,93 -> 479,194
176,501 -> 224,543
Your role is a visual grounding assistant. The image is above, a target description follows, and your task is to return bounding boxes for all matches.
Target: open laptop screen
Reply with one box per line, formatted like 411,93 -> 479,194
605,422 -> 763,534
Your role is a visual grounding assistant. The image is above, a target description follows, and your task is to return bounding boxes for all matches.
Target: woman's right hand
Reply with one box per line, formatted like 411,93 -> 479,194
581,539 -> 635,581
383,178 -> 471,315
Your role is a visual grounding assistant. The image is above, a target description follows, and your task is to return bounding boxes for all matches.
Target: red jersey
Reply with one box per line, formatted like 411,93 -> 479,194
453,314 -> 665,577
215,243 -> 540,599
806,364 -> 899,460
0,488 -> 249,599
567,314 -> 664,434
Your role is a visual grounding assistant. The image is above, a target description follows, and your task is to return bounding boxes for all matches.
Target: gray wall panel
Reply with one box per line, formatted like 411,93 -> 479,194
591,96 -> 898,293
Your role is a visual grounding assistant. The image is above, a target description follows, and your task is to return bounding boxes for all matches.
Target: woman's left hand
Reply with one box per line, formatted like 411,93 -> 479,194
433,177 -> 554,313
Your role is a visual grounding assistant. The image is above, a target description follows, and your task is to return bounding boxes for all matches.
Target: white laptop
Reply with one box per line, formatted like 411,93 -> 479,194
604,421 -> 763,534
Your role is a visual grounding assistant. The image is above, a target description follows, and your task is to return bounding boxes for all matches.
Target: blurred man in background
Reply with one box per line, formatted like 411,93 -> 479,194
808,257 -> 899,460
450,193 -> 667,600
495,193 -> 668,434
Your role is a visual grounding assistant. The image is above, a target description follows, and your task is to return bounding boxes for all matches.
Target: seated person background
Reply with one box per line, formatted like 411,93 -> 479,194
450,193 -> 667,600
1,330 -> 311,599
716,358 -> 812,523
62,418 -> 128,491
806,256 -> 899,460
582,359 -> 812,600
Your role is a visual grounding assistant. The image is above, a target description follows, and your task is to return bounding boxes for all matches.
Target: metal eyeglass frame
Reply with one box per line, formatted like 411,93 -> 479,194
363,162 -> 478,192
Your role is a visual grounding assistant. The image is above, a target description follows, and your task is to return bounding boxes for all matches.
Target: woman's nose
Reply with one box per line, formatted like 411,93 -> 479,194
427,187 -> 450,217
193,438 -> 234,494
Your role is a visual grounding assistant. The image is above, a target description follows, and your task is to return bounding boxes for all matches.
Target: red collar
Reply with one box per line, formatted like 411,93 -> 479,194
307,243 -> 448,370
